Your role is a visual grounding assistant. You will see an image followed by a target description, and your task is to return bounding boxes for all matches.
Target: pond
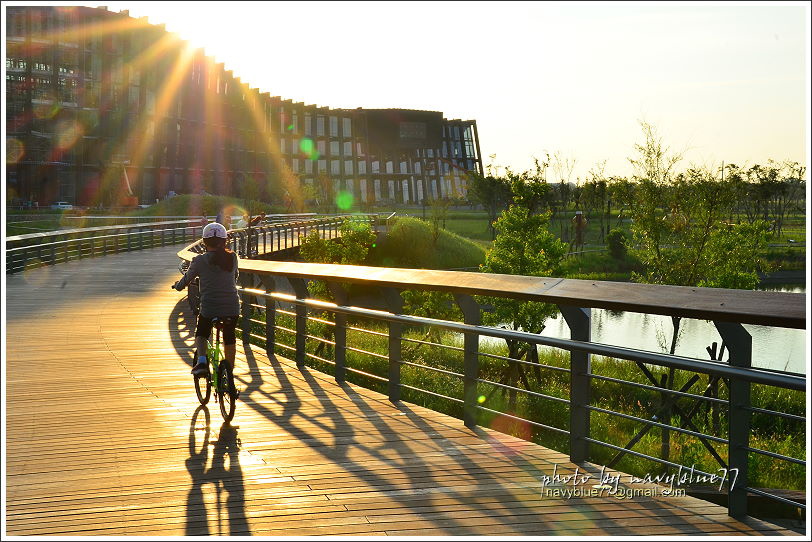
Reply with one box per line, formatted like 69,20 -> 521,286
486,284 -> 807,375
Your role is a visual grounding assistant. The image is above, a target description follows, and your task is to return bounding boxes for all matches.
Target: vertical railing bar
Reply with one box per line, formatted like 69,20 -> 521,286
560,305 -> 592,464
289,277 -> 309,369
382,287 -> 404,403
454,294 -> 481,428
716,321 -> 752,518
261,276 -> 276,357
328,282 -> 349,383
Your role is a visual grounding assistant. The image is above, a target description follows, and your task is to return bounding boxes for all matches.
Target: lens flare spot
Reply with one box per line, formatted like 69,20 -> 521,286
477,395 -> 487,404
299,138 -> 320,160
489,414 -> 532,455
55,120 -> 83,150
335,190 -> 354,211
22,258 -> 53,288
33,101 -> 60,119
7,138 -> 25,164
371,243 -> 377,248
287,124 -> 294,132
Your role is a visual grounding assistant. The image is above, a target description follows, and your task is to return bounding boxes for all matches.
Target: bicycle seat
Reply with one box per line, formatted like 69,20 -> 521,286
211,316 -> 236,329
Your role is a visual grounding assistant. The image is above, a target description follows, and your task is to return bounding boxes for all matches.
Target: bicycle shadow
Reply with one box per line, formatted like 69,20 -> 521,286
169,299 -> 199,368
184,405 -> 250,536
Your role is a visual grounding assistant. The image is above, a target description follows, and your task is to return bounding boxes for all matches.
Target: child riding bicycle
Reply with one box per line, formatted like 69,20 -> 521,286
173,222 -> 240,376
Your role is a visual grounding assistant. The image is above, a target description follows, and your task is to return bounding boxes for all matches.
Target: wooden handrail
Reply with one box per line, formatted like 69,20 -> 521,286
176,250 -> 806,330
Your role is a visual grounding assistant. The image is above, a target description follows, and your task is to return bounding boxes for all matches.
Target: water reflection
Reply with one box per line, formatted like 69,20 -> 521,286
485,285 -> 806,375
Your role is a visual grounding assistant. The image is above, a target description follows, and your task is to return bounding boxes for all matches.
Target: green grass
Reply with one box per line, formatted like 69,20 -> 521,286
238,309 -> 805,492
371,216 -> 486,270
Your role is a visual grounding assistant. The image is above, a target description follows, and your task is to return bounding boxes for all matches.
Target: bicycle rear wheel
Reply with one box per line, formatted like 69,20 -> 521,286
218,361 -> 236,422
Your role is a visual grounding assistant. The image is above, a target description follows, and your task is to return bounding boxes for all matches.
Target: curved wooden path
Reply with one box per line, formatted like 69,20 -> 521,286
4,245 -> 797,536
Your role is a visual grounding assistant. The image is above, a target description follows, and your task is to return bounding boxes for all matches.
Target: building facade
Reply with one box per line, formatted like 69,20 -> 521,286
5,6 -> 483,208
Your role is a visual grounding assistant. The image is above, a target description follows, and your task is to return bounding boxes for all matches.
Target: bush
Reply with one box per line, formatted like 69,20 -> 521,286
606,228 -> 628,260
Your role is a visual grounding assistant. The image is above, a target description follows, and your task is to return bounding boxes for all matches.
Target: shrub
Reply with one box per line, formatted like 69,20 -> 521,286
606,228 -> 628,260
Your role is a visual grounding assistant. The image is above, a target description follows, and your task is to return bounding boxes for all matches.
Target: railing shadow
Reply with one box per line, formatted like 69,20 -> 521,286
236,341 -> 546,534
184,405 -> 250,536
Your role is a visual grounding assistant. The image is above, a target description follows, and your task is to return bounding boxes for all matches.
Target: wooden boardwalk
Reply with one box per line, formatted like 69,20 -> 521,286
4,245 -> 798,536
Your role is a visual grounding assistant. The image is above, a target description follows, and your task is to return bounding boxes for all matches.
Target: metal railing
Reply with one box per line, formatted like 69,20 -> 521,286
6,213 -> 392,274
176,216 -> 806,520
6,220 -> 205,274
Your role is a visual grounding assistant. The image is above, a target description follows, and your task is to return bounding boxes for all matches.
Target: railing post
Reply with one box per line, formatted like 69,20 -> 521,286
289,277 -> 309,369
327,282 -> 349,383
240,273 -> 254,346
715,321 -> 751,518
261,276 -> 276,357
382,287 -> 403,403
560,305 -> 591,464
454,294 -> 481,428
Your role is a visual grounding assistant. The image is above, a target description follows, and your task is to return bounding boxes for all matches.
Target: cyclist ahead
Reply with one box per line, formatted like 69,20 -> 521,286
173,222 -> 239,376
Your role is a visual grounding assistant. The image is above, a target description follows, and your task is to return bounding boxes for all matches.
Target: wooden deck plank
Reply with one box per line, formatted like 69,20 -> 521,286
5,245 -> 800,536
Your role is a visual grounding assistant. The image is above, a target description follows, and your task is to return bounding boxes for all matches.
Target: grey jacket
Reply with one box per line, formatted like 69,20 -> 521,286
176,251 -> 240,318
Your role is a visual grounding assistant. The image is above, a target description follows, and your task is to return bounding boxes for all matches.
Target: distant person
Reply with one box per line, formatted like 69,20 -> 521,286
571,211 -> 588,253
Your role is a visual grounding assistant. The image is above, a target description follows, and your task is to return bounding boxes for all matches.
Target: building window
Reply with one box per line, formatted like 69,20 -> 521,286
371,161 -> 380,174
330,140 -> 339,155
386,161 -> 393,174
358,161 -> 367,175
400,161 -> 408,174
304,114 -> 312,136
343,141 -> 352,156
317,140 -> 326,155
344,160 -> 353,175
331,160 -> 340,175
317,159 -> 326,174
305,160 -> 313,174
316,116 -> 325,136
329,116 -> 338,137
342,117 -> 352,138
7,9 -> 26,37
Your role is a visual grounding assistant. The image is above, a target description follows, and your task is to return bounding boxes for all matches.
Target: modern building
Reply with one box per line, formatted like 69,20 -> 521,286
5,5 -> 483,208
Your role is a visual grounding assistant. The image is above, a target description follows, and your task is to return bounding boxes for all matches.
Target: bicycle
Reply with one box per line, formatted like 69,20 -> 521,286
193,317 -> 238,422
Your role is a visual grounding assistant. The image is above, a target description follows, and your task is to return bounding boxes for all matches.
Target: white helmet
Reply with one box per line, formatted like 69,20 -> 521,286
202,222 -> 228,239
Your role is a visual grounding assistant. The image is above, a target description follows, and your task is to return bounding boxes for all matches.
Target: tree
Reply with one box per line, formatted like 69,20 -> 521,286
428,197 -> 452,246
627,124 -> 771,468
467,172 -> 511,239
480,202 -> 567,411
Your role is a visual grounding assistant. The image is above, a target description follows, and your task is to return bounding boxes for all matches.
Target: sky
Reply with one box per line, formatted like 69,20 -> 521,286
10,1 -> 812,181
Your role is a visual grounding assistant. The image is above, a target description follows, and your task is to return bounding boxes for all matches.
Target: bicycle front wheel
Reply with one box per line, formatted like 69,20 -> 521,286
218,361 -> 236,422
